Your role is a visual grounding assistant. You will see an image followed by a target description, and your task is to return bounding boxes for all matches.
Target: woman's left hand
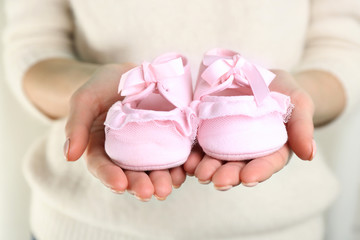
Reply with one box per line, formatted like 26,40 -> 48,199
183,70 -> 316,189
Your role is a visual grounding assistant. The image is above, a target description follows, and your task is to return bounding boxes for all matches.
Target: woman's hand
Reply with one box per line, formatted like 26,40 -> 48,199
64,63 -> 187,201
183,70 -> 318,189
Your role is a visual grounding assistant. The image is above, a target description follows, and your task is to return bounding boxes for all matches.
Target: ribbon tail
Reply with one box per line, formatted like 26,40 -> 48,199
242,62 -> 270,105
254,64 -> 276,86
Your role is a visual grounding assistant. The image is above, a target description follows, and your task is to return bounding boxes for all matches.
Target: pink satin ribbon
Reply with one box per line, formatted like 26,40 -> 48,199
201,54 -> 270,105
119,57 -> 185,97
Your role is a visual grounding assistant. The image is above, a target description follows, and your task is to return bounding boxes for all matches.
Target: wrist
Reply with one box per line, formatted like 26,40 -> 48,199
294,70 -> 346,126
24,59 -> 100,119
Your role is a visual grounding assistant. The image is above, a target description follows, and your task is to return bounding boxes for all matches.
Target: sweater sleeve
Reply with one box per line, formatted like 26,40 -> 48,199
2,0 -> 76,123
293,0 -> 360,115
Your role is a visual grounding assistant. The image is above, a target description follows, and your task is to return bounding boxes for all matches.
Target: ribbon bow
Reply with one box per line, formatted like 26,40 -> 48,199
119,57 -> 185,97
201,54 -> 270,105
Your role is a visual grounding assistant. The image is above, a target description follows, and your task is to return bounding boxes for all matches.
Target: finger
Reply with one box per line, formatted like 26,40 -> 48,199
64,64 -> 136,162
86,121 -> 128,192
194,155 -> 223,184
65,90 -> 100,161
169,166 -> 186,189
286,90 -> 315,160
125,171 -> 154,201
183,144 -> 204,176
211,161 -> 247,191
240,144 -> 291,186
149,170 -> 173,200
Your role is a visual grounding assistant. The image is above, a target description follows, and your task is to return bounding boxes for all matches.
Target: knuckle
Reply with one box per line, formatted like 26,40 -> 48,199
264,158 -> 277,171
70,89 -> 89,105
292,89 -> 312,105
89,160 -> 107,179
291,89 -> 315,114
70,89 -> 100,115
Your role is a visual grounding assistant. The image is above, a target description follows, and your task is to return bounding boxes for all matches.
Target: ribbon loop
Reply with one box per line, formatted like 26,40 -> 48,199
201,54 -> 271,105
119,57 -> 185,97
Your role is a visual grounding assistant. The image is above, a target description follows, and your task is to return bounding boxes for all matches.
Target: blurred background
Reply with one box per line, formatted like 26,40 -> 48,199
0,0 -> 359,239
0,1 -> 47,239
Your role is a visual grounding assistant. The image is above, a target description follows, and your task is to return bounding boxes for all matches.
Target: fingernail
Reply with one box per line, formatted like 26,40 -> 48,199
154,194 -> 166,201
134,195 -> 151,202
214,185 -> 232,191
63,138 -> 70,161
111,188 -> 125,194
198,179 -> 211,184
242,182 -> 258,187
127,190 -> 135,195
186,172 -> 194,177
173,184 -> 181,189
309,139 -> 317,161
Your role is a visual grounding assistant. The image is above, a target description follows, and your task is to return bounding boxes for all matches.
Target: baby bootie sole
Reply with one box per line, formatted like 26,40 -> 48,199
112,157 -> 188,171
202,145 -> 284,161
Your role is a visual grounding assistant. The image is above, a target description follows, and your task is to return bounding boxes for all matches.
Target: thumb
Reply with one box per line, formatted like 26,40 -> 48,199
64,90 -> 100,161
287,90 -> 316,160
63,63 -> 136,161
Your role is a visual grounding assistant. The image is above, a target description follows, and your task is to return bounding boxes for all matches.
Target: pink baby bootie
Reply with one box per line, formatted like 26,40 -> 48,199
104,53 -> 197,171
193,48 -> 293,160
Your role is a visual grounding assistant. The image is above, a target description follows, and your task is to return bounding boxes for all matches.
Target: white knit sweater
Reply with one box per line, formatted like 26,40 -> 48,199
3,0 -> 360,239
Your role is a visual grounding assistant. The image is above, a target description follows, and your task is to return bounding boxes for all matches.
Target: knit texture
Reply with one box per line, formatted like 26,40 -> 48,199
3,0 -> 360,239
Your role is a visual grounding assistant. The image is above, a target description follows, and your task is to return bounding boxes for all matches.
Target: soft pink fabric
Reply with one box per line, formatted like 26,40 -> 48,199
194,48 -> 293,160
104,53 -> 196,171
121,53 -> 193,108
194,48 -> 276,102
198,114 -> 287,160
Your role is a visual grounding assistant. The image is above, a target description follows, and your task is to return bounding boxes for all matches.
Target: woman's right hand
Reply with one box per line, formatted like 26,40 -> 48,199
64,63 -> 187,201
